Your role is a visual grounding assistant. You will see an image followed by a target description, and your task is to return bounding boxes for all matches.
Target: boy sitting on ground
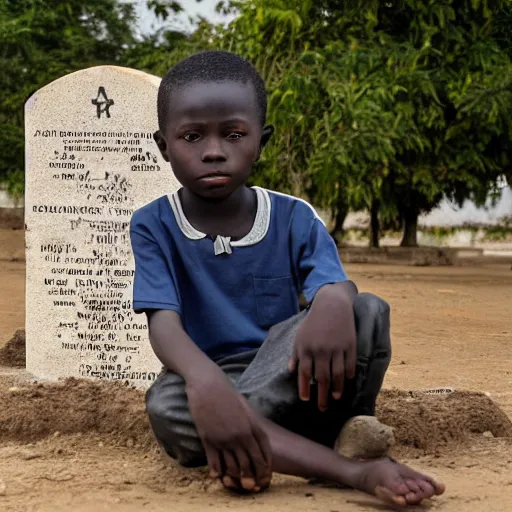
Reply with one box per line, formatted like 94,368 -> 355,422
130,50 -> 445,507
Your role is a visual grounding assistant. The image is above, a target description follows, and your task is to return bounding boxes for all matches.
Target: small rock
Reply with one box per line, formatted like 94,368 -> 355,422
98,442 -> 104,448
400,360 -> 406,365
53,431 -> 60,438
22,452 -> 43,461
0,479 -> 6,496
335,416 -> 395,459
482,431 -> 494,438
126,438 -> 134,448
305,492 -> 314,497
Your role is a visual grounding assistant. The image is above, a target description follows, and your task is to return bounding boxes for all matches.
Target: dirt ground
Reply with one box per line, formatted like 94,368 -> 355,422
1,228 -> 512,511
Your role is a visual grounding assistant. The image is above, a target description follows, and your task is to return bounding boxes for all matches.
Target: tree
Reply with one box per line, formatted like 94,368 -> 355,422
215,0 -> 512,247
0,0 -> 140,188
0,0 -> 206,193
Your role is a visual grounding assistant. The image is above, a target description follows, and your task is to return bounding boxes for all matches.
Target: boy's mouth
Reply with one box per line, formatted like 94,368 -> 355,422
198,173 -> 231,185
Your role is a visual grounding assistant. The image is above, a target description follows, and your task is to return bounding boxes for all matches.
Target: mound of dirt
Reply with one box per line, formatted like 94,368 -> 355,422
0,329 -> 26,367
0,208 -> 24,231
377,389 -> 512,450
1,378 -> 511,454
0,378 -> 153,448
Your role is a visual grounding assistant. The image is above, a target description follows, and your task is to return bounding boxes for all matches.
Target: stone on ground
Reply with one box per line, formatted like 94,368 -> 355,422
335,415 -> 395,459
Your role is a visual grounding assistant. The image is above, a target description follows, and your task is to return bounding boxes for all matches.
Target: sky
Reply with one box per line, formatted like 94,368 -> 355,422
134,0 -> 228,35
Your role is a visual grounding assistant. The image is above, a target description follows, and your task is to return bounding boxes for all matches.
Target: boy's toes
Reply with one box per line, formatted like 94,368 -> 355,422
417,479 -> 435,498
402,473 -> 446,504
363,459 -> 445,507
404,478 -> 427,504
375,486 -> 407,507
433,480 -> 446,495
405,478 -> 422,494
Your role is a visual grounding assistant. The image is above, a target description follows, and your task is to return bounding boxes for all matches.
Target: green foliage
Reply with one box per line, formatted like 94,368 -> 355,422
4,169 -> 24,205
0,0 -> 140,188
2,0 -> 511,250
0,0 -> 215,194
214,0 -> 512,245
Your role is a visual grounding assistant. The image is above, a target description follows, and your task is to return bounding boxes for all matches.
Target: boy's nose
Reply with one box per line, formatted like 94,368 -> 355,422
201,138 -> 227,162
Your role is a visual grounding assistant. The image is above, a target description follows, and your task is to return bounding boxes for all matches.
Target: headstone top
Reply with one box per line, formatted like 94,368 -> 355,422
25,66 -> 179,387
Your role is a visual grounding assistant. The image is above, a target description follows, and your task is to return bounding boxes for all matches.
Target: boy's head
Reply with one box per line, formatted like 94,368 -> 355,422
154,51 -> 273,200
157,50 -> 268,130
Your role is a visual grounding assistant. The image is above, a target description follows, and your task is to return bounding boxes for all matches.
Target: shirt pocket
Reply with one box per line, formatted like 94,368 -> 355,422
253,275 -> 297,329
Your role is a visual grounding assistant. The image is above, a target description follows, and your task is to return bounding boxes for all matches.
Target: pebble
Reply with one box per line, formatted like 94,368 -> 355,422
8,387 -> 24,394
126,438 -> 134,448
482,431 -> 494,438
0,479 -> 5,496
22,452 -> 43,461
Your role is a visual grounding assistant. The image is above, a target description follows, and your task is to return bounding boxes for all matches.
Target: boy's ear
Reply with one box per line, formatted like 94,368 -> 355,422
261,125 -> 274,148
153,130 -> 170,162
257,125 -> 274,160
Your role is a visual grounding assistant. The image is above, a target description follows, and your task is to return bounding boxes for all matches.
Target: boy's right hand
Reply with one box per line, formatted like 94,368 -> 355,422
186,377 -> 272,492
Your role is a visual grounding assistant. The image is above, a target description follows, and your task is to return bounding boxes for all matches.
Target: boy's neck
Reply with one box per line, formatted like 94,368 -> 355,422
179,186 -> 257,239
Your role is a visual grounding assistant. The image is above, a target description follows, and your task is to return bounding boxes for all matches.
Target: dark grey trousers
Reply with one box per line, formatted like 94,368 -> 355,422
146,293 -> 391,467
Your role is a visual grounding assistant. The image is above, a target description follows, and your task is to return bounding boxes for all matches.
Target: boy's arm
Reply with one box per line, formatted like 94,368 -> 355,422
147,309 -> 222,382
130,214 -> 271,490
148,309 -> 272,491
291,216 -> 359,411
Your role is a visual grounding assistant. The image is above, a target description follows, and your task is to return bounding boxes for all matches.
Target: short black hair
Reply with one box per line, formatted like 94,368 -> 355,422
157,50 -> 267,131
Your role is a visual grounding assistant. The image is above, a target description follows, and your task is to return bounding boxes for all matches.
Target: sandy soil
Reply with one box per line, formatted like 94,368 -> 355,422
1,228 -> 512,511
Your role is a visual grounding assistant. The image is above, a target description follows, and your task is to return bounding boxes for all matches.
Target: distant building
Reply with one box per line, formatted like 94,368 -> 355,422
420,186 -> 511,227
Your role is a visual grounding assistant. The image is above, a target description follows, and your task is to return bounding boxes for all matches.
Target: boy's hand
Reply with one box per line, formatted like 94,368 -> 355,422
289,286 -> 357,412
186,376 -> 272,492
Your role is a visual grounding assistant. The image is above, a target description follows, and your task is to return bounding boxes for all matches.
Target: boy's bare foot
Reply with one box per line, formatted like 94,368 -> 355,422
358,458 -> 445,507
310,416 -> 395,487
335,416 -> 395,459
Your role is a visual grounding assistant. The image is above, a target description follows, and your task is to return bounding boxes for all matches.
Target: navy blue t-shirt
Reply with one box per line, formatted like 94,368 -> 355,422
130,187 -> 347,361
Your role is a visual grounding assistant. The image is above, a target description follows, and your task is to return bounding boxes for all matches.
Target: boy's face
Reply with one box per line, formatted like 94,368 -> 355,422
155,81 -> 273,200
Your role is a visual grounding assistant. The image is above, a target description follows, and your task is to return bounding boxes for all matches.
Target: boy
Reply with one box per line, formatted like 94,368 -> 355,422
130,50 -> 445,507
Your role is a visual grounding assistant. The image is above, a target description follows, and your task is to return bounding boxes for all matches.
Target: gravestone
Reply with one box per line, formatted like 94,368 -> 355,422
25,66 -> 180,387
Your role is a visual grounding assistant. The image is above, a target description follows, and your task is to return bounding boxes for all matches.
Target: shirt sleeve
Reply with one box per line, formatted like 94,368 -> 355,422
299,217 -> 348,302
130,211 -> 181,315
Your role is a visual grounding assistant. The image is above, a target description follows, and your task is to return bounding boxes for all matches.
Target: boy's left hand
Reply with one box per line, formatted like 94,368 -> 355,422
288,288 -> 357,412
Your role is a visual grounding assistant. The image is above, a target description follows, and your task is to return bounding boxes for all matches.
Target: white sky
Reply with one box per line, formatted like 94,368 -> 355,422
134,0 -> 228,34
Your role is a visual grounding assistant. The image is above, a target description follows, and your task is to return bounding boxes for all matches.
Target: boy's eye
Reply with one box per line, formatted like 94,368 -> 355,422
227,132 -> 244,140
183,133 -> 201,142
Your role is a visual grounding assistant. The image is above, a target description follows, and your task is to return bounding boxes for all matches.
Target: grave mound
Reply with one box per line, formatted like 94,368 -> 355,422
1,378 -> 510,453
0,329 -> 26,368
377,389 -> 512,450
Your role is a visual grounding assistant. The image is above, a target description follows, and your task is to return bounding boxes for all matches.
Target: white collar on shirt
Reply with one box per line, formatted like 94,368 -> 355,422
167,186 -> 271,256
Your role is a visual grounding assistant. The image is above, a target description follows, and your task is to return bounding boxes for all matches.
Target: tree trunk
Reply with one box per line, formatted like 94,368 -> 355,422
400,207 -> 419,247
330,196 -> 349,242
369,199 -> 380,248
